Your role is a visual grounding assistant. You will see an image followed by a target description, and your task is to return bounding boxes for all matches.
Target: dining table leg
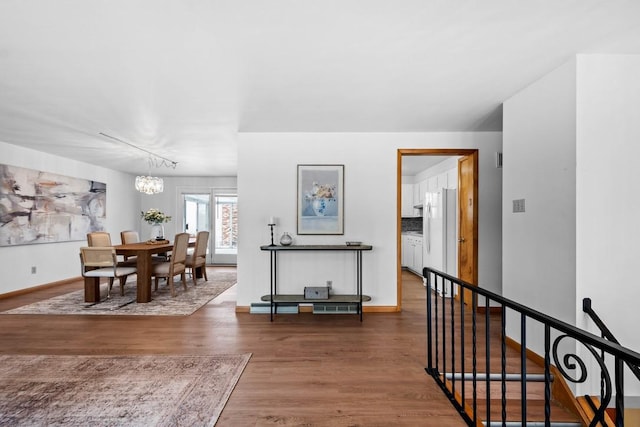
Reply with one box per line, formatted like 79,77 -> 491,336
136,251 -> 153,303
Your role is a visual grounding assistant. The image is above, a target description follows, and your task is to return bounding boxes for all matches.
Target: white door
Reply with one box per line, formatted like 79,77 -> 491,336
212,193 -> 237,265
178,188 -> 238,265
182,192 -> 212,262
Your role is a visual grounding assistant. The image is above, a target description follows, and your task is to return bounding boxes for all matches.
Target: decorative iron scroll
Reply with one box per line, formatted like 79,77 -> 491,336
552,334 -> 611,426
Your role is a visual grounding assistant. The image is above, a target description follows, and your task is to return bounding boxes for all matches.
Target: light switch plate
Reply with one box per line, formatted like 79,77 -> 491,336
513,199 -> 525,213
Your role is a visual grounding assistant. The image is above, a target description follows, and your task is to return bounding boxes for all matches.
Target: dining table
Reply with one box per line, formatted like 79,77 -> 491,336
83,241 -> 172,303
117,241 -> 175,303
83,238 -> 196,304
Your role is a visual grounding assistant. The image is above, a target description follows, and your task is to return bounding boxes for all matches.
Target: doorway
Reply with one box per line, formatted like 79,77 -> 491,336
178,188 -> 238,265
182,192 -> 212,263
212,193 -> 238,265
397,149 -> 478,310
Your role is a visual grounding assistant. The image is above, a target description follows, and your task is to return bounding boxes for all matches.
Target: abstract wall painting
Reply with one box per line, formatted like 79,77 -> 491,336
0,164 -> 106,246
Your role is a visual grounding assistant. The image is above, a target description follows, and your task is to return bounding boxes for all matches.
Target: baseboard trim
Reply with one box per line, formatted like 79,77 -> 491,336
0,276 -> 82,300
365,306 -> 400,313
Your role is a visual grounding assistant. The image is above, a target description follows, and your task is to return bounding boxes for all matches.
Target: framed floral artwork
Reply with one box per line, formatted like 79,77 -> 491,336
297,164 -> 344,235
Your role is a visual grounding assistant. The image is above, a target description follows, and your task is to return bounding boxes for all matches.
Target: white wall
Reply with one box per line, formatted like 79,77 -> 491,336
503,59 -> 577,326
576,54 -> 640,336
504,54 -> 640,398
576,55 -> 640,397
0,141 -> 140,294
237,132 -> 502,308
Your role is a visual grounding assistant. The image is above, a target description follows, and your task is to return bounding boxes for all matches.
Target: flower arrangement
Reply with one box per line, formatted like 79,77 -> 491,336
305,182 -> 336,200
141,208 -> 171,225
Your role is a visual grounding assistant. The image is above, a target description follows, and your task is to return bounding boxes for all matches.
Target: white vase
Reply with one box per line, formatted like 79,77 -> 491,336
311,198 -> 337,216
150,224 -> 165,241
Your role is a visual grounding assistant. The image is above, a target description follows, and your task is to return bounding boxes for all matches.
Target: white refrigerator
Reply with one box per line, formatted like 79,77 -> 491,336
423,188 -> 458,296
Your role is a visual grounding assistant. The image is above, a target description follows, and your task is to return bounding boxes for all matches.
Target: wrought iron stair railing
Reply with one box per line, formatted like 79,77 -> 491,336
424,267 -> 640,427
581,297 -> 640,424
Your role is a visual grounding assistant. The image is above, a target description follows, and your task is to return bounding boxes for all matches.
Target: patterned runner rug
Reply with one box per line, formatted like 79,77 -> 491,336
2,270 -> 236,316
0,353 -> 251,426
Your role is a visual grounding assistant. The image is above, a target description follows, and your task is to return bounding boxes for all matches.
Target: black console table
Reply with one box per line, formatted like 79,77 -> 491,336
260,244 -> 373,321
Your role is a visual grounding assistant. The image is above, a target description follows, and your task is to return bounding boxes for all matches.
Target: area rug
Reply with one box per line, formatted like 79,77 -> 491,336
2,270 -> 236,316
0,353 -> 251,426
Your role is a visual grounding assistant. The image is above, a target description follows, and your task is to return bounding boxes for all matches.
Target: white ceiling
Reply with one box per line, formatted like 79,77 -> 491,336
1,1 -> 639,177
402,156 -> 454,177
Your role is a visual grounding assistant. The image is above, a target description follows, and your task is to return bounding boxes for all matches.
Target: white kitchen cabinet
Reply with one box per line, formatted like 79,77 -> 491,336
427,175 -> 439,193
401,184 -> 416,217
401,235 -> 411,267
413,237 -> 423,273
402,234 -> 423,275
413,179 -> 428,206
446,168 -> 457,189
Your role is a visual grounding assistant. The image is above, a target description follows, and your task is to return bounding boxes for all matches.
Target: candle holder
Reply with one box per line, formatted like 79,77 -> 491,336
268,223 -> 276,246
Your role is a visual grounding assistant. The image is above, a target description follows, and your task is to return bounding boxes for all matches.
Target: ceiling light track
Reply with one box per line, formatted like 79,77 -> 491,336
99,132 -> 177,195
98,132 -> 178,169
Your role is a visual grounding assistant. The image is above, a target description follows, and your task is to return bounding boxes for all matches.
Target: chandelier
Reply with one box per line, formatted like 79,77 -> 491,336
135,175 -> 164,194
99,132 -> 178,195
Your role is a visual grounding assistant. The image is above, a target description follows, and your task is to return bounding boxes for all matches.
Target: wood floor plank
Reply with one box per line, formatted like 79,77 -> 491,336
0,268 -> 466,426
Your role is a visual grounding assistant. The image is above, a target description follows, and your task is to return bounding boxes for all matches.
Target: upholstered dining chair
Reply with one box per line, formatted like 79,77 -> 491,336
185,230 -> 209,285
87,231 -> 112,247
151,232 -> 190,297
80,247 -> 137,298
119,230 -> 139,264
86,231 -> 135,288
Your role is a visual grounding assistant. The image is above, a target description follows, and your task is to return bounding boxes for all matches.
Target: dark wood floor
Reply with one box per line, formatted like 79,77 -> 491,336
0,268 -> 465,426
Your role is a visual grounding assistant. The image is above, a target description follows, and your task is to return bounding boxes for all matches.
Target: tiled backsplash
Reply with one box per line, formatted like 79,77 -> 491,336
401,217 -> 423,233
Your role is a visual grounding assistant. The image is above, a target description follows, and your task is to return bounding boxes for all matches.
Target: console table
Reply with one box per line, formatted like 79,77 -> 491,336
260,244 -> 373,321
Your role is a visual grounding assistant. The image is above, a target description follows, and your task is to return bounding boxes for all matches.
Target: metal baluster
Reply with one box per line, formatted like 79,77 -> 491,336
615,356 -> 624,427
544,325 -> 551,426
470,291 -> 476,426
426,270 -> 433,372
485,297 -> 491,427
501,305 -> 507,425
450,280 -> 456,398
357,250 -> 363,321
442,275 -> 447,390
434,274 -> 440,374
520,313 -> 527,424
459,279 -> 466,413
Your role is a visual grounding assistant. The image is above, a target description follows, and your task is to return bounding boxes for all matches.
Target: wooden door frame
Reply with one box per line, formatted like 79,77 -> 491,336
397,148 -> 479,310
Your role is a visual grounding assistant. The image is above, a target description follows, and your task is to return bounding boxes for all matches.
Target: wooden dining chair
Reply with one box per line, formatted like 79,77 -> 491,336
80,247 -> 137,298
151,232 -> 190,297
185,230 -> 209,285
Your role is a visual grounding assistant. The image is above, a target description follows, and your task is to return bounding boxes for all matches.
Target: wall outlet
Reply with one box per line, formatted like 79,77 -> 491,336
326,280 -> 332,289
31,266 -> 37,274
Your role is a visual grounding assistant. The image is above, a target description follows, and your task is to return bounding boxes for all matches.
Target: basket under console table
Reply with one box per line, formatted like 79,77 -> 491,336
260,244 -> 373,321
